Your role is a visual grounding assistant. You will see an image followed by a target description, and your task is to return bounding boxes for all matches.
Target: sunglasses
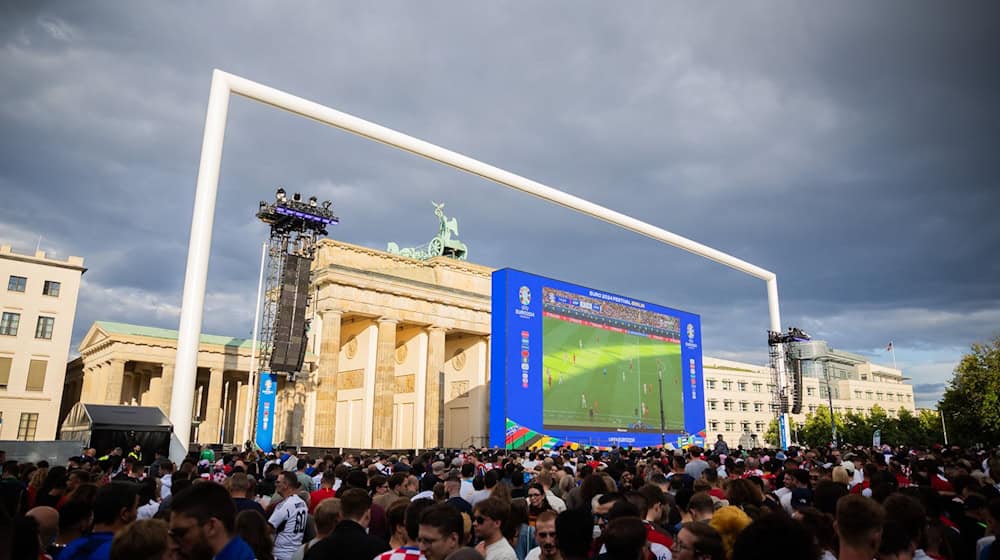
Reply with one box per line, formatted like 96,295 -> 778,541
474,516 -> 490,524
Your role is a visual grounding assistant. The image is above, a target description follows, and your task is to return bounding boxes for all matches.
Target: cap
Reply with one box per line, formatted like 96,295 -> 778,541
790,488 -> 812,509
775,452 -> 787,461
411,490 -> 435,502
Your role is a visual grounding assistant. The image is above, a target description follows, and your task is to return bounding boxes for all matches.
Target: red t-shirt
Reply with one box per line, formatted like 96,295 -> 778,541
309,488 -> 336,513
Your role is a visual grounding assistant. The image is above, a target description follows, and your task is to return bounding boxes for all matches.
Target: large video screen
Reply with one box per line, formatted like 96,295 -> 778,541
490,269 -> 706,449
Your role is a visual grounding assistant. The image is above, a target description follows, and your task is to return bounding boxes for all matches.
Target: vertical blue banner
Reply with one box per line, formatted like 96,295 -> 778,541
255,372 -> 277,452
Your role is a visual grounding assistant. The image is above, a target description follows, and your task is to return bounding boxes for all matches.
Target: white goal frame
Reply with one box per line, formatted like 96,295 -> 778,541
169,69 -> 785,461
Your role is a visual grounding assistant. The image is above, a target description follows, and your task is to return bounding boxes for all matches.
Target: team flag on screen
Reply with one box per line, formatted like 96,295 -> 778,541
886,341 -> 893,352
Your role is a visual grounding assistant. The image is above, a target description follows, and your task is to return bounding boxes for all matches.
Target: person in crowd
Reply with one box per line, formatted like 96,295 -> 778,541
419,502 -> 467,560
50,500 -> 93,559
305,487 -> 390,560
27,505 -> 60,552
377,498 -> 435,560
377,472 -> 407,510
836,494 -> 885,560
293,496 -> 340,560
526,483 -> 554,526
554,509 -> 593,560
602,516 -> 648,560
731,512 -> 820,560
269,471 -> 308,560
169,482 -> 255,560
226,472 -> 265,516
707,505 -> 751,560
474,496 -> 518,560
109,519 -> 168,560
235,510 -> 275,560
61,482 -> 138,560
447,469 -> 474,514
525,510 -> 560,560
671,522 -> 725,560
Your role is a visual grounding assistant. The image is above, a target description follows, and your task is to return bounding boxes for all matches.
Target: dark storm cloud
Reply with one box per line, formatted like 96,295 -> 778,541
1,1 -> 997,388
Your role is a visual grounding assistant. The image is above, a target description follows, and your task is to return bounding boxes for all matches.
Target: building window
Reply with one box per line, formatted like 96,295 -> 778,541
741,421 -> 751,432
753,383 -> 762,392
876,392 -> 883,401
809,405 -> 817,413
0,356 -> 11,389
706,379 -> 716,390
17,412 -> 39,441
724,400 -> 734,411
0,312 -> 19,336
739,401 -> 749,412
756,422 -> 765,432
737,382 -> 747,392
754,402 -> 764,412
725,421 -> 735,432
35,317 -> 54,340
7,275 -> 27,292
866,391 -> 873,400
43,280 -> 61,297
807,387 -> 816,397
709,421 -> 719,431
854,390 -> 862,399
25,359 -> 47,392
708,399 -> 718,411
767,384 -> 776,393
722,381 -> 733,391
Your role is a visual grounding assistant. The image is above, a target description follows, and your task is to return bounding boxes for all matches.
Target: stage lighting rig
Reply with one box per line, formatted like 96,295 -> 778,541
257,187 -> 339,239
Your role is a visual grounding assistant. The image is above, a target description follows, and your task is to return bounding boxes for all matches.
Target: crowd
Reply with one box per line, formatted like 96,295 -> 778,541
2,436 -> 1000,560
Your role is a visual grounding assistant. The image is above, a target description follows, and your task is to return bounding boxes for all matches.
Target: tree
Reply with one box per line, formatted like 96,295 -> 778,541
939,335 -> 1000,446
800,406 -> 845,448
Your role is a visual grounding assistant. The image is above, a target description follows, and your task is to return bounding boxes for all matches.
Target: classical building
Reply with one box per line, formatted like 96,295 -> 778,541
59,239 -> 915,450
61,238 -> 493,449
61,322 -> 256,446
1,244 -> 86,441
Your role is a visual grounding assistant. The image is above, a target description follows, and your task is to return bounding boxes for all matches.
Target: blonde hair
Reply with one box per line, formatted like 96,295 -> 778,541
110,519 -> 168,560
832,466 -> 850,485
708,506 -> 752,560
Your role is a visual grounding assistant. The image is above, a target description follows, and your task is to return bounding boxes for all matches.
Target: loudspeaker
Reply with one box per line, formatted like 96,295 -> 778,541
270,254 -> 312,373
790,359 -> 804,414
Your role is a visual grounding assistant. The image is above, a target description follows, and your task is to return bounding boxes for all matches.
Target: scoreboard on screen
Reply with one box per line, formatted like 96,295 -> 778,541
490,268 -> 706,449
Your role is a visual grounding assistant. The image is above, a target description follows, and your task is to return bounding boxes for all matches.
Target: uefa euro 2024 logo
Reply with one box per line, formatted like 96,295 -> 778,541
687,323 -> 696,343
518,286 -> 531,306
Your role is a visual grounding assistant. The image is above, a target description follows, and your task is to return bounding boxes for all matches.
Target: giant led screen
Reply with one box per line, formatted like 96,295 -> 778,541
490,269 -> 706,449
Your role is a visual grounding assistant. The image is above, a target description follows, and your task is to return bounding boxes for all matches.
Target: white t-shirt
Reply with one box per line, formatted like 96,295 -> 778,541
269,494 -> 308,560
524,547 -> 542,560
484,538 -> 518,560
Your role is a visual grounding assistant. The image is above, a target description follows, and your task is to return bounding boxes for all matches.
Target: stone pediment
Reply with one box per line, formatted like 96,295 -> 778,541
78,323 -> 112,354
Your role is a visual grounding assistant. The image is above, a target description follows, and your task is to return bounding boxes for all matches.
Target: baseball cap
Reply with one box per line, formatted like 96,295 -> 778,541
790,488 -> 813,509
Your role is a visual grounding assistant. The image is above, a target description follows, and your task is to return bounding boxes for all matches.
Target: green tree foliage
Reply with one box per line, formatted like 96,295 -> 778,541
939,336 -> 1000,446
763,406 -> 944,449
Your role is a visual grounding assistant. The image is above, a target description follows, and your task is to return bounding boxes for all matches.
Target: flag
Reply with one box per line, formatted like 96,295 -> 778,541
886,341 -> 893,352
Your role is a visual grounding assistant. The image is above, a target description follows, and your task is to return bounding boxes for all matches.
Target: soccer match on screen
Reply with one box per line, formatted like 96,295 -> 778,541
540,287 -> 685,433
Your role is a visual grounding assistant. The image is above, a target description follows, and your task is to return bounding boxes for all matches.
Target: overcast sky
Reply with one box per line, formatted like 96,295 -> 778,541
1,2 -> 997,409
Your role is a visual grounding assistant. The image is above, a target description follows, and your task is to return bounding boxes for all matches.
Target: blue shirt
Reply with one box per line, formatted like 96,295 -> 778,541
215,536 -> 256,560
59,532 -> 114,560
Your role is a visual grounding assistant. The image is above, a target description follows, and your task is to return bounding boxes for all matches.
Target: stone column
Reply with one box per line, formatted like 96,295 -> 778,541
314,304 -> 342,446
203,368 -> 224,444
81,366 -> 97,403
424,327 -> 447,448
371,317 -> 398,448
159,363 -> 175,415
234,378 -> 247,445
104,359 -> 126,404
148,371 -> 162,409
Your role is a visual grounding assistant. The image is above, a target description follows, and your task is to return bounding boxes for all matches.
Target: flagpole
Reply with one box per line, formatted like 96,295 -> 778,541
890,344 -> 897,369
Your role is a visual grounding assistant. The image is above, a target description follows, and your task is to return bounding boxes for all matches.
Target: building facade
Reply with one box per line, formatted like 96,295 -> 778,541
704,348 -> 915,448
59,239 -> 915,450
1,244 -> 85,441
61,322 -> 256,446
